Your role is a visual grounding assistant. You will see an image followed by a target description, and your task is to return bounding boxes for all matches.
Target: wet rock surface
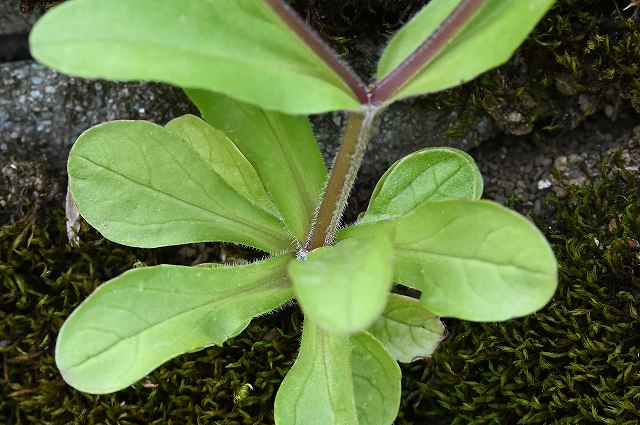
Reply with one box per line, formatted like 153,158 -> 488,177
0,61 -> 198,168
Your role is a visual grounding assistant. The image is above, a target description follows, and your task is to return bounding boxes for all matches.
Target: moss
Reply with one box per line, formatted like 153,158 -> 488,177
4,151 -> 640,423
0,211 -> 302,424
396,152 -> 640,424
288,0 -> 640,135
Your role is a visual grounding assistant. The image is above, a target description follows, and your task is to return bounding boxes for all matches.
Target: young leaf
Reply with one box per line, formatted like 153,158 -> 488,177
186,90 -> 328,243
165,114 -> 280,217
368,294 -> 445,363
56,254 -> 294,394
339,200 -> 558,321
68,120 -> 292,253
274,319 -> 401,425
29,0 -> 362,114
289,235 -> 393,333
359,147 -> 483,224
374,0 -> 555,104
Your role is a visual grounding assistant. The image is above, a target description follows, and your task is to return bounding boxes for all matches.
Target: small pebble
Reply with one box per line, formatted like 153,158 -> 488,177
554,156 -> 568,172
567,153 -> 583,164
553,186 -> 568,198
537,179 -> 553,190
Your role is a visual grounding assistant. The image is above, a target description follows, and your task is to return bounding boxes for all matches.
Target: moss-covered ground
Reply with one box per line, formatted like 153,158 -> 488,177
1,153 -> 638,424
398,153 -> 640,424
1,211 -> 302,424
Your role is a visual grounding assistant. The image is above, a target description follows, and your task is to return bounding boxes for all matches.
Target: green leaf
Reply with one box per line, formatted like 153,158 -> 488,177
360,147 -> 483,224
56,254 -> 294,394
350,332 -> 401,424
274,319 -> 401,425
376,0 -> 554,103
68,120 -> 292,253
186,90 -> 328,242
289,235 -> 393,333
165,114 -> 279,217
368,294 -> 445,363
30,0 -> 361,114
339,200 -> 558,321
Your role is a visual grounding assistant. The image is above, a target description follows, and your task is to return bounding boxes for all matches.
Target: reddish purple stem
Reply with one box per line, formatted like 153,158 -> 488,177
263,0 -> 369,105
369,0 -> 485,105
262,0 -> 487,249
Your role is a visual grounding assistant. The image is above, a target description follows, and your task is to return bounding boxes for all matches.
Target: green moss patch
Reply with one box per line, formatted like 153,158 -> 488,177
0,212 -> 301,424
398,152 -> 640,424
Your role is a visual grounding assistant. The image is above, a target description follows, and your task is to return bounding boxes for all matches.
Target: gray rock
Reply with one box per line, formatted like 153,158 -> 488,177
0,61 -> 197,168
0,2 -> 41,35
1,61 -> 495,175
311,100 -> 495,212
0,2 -> 495,188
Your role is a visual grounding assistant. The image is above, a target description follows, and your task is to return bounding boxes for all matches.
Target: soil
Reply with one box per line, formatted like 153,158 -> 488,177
472,111 -> 640,217
343,110 -> 640,225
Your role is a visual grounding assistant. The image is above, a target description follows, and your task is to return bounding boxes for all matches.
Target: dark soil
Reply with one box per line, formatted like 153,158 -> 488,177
473,111 -> 640,217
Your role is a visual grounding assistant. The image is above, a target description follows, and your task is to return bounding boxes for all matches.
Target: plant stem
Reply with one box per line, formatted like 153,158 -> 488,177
369,0 -> 485,105
305,108 -> 379,252
264,0 -> 369,104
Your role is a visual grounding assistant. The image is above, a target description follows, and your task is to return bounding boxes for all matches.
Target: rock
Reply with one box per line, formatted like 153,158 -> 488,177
1,61 -> 495,176
567,176 -> 588,187
553,155 -> 569,172
553,186 -> 568,199
0,61 -> 198,168
537,179 -> 553,190
0,2 -> 41,35
567,153 -> 584,164
356,99 -> 495,185
554,74 -> 580,96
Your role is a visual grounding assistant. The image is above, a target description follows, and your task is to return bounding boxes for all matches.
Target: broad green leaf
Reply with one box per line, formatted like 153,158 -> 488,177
56,254 -> 294,394
165,114 -> 280,217
350,332 -> 401,425
274,319 -> 401,425
275,322 -> 357,424
68,120 -> 292,253
376,0 -> 554,103
289,235 -> 393,333
30,0 -> 361,114
339,200 -> 558,321
368,294 -> 445,363
186,90 -> 328,242
360,147 -> 483,224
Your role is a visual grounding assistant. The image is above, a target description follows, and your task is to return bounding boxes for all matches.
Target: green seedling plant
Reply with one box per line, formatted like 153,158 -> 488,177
30,0 -> 557,423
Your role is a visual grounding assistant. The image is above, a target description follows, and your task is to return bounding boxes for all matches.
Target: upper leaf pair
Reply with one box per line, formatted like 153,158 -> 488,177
68,91 -> 327,253
30,0 -> 555,114
337,148 -> 557,322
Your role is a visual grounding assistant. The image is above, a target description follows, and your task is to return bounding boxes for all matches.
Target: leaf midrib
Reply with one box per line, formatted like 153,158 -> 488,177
64,276 -> 290,370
